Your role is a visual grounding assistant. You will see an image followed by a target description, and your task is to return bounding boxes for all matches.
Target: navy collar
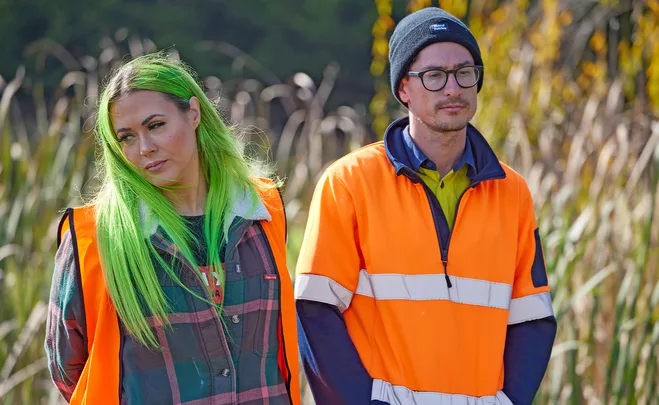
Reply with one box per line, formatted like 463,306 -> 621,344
402,125 -> 476,178
385,116 -> 506,185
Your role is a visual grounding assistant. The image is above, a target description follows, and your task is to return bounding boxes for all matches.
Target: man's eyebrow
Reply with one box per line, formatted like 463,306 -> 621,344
116,114 -> 165,134
416,60 -> 474,70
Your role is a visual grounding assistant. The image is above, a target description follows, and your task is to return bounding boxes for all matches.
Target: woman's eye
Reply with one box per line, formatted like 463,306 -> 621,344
148,121 -> 165,130
118,133 -> 135,143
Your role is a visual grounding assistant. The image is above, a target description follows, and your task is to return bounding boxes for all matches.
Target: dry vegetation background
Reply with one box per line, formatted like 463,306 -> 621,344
1,0 -> 659,404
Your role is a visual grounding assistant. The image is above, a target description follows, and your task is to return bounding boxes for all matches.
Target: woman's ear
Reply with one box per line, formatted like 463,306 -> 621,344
188,96 -> 201,130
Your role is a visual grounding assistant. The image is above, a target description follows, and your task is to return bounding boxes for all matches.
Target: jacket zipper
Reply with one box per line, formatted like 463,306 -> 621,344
420,175 -> 504,288
419,184 -> 453,287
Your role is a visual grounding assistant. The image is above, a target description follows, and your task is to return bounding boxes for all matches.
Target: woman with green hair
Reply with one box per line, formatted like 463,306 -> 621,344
44,53 -> 300,405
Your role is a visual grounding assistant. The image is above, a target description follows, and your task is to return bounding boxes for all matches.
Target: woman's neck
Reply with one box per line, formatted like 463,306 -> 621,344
164,166 -> 208,216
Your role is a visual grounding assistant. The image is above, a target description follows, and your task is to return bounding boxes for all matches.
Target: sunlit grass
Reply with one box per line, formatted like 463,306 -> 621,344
2,1 -> 659,404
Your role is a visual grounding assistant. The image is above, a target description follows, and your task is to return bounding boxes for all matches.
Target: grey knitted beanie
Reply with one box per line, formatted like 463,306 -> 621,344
389,7 -> 483,106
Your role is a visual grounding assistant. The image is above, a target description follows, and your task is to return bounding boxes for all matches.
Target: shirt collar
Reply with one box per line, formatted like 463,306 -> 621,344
140,182 -> 271,238
402,125 -> 476,176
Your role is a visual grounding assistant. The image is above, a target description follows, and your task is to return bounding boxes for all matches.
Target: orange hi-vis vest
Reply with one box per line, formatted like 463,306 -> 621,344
295,121 -> 553,404
57,185 -> 300,405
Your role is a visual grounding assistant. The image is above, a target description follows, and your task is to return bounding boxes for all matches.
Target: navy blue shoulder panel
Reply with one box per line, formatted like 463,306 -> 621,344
531,228 -> 549,287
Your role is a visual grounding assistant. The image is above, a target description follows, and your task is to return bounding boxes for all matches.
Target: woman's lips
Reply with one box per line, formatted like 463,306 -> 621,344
145,160 -> 167,172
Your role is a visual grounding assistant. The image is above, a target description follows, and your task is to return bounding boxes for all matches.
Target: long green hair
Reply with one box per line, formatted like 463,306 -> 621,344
93,53 -> 271,348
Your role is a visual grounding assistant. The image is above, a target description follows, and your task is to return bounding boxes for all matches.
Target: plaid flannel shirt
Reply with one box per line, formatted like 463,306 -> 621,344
45,201 -> 291,405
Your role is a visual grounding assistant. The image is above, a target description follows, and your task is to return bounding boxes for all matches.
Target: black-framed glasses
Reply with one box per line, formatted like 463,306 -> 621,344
407,66 -> 483,92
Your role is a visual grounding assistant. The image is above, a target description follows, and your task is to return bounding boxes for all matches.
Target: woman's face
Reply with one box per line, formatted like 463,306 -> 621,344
110,90 -> 202,189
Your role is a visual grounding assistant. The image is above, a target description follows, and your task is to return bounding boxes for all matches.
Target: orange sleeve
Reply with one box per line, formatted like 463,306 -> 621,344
294,169 -> 362,312
508,184 -> 554,325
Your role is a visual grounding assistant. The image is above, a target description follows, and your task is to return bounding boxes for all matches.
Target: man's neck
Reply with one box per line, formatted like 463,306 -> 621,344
409,116 -> 467,177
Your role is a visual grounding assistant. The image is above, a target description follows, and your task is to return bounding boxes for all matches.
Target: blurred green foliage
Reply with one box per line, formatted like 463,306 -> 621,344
0,0 -> 377,107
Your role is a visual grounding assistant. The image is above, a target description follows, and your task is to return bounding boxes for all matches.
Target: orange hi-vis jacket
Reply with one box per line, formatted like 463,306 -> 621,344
55,184 -> 300,405
295,117 -> 555,405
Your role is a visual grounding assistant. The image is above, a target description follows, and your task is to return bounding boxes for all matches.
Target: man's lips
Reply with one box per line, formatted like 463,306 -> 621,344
439,104 -> 467,112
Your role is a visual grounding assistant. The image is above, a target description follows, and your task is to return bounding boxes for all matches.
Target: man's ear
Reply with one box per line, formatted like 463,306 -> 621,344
398,77 -> 411,105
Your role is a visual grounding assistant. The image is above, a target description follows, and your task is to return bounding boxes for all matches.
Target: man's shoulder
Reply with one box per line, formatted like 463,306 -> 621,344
498,161 -> 524,181
497,161 -> 533,200
323,141 -> 392,180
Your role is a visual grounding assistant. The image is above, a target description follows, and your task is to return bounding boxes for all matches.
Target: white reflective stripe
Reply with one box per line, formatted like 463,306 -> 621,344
294,274 -> 354,312
356,270 -> 512,310
371,379 -> 513,405
508,291 -> 554,325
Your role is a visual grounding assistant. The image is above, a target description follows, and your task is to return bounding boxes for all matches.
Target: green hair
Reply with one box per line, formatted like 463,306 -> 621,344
93,53 -> 273,348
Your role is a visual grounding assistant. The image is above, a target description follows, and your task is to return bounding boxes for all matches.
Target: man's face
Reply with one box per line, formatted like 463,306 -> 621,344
398,42 -> 478,133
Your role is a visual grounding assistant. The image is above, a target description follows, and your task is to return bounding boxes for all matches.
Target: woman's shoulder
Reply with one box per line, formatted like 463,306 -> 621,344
248,177 -> 284,212
57,205 -> 98,245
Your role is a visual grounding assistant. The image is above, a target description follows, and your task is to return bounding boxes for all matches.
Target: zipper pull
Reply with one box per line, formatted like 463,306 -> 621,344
442,259 -> 452,288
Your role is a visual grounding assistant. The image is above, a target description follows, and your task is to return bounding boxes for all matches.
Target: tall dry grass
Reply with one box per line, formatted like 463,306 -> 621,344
2,1 -> 659,404
466,2 -> 659,403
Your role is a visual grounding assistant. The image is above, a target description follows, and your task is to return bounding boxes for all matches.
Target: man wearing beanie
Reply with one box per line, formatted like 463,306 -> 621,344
295,7 -> 556,405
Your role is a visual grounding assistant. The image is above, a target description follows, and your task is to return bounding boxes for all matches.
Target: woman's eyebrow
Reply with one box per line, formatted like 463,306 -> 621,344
116,114 -> 165,134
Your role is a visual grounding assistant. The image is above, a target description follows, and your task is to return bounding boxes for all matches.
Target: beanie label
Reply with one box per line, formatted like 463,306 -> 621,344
429,23 -> 448,32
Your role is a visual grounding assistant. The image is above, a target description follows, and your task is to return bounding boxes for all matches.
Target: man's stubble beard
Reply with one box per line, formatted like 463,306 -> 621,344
427,119 -> 469,133
424,98 -> 476,134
